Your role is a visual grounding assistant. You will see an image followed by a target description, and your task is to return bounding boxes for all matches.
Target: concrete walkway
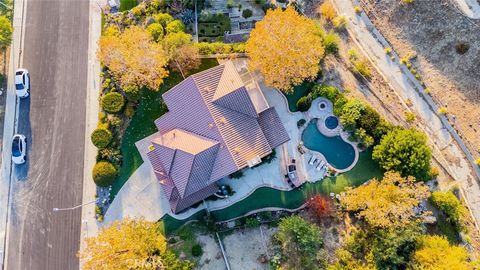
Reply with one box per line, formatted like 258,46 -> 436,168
453,0 -> 480,19
0,0 -> 26,266
334,0 -> 480,227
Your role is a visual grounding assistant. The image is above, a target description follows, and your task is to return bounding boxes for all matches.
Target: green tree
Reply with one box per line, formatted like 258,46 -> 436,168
339,99 -> 365,131
429,191 -> 467,231
373,128 -> 432,180
155,13 -> 174,27
147,22 -> 164,41
341,171 -> 430,229
274,216 -> 326,269
165,20 -> 185,34
412,235 -> 470,270
79,218 -> 193,270
0,15 -> 12,49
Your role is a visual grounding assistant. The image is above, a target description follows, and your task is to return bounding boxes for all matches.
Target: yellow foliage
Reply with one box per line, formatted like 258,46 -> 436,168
318,2 -> 336,21
78,218 -> 167,270
341,171 -> 430,229
412,235 -> 470,270
246,7 -> 325,94
97,26 -> 169,90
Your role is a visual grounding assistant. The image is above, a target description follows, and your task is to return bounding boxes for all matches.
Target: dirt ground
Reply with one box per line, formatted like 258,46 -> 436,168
221,226 -> 275,270
360,0 -> 480,157
196,234 -> 226,270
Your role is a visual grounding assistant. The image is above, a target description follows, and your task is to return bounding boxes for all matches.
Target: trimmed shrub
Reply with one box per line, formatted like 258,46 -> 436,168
101,92 -> 125,113
297,96 -> 312,112
165,20 -> 185,34
146,23 -> 164,41
92,161 -> 117,187
91,128 -> 113,149
191,244 -> 203,257
242,9 -> 253,18
123,84 -> 141,102
297,119 -> 306,128
229,170 -> 244,179
155,13 -> 173,27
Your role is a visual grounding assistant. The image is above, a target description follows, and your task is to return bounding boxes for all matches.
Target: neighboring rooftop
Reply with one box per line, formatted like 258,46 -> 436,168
144,61 -> 289,213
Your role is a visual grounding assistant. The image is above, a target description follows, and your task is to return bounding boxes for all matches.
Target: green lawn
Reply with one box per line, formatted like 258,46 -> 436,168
111,59 -> 220,198
159,149 -> 383,234
285,82 -> 314,112
119,0 -> 138,11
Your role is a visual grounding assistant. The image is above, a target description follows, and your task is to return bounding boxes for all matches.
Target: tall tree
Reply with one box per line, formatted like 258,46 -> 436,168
341,171 -> 430,229
373,127 -> 432,180
97,26 -> 169,90
79,218 -> 193,270
412,235 -> 470,270
246,7 -> 325,93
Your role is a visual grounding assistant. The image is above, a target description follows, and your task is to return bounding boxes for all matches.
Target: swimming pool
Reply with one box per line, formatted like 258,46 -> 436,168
302,120 -> 356,170
325,116 -> 339,129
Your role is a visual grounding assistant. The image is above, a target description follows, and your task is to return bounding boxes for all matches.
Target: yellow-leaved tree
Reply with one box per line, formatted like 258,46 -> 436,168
97,26 -> 169,90
412,235 -> 470,270
246,7 -> 325,94
78,218 -> 193,270
341,171 -> 430,229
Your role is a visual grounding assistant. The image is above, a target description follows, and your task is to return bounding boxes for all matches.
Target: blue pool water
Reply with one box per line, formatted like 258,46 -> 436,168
325,116 -> 339,129
302,120 -> 356,170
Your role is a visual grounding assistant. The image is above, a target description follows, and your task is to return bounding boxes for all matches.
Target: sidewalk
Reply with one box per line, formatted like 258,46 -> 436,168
453,0 -> 480,19
78,0 -> 102,266
333,0 -> 480,226
0,0 -> 26,266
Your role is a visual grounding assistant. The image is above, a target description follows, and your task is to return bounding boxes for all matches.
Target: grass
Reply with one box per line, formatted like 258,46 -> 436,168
285,82 -> 314,112
119,0 -> 138,11
159,149 -> 383,233
111,59 -> 220,198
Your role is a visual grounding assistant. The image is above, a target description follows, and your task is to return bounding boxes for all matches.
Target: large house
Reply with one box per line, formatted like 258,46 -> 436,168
144,61 -> 290,214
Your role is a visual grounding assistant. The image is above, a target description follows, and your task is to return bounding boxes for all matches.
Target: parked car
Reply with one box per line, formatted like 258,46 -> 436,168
12,134 -> 27,164
15,68 -> 30,98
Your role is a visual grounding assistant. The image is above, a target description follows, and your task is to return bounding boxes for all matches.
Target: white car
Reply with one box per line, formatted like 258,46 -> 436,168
15,68 -> 30,98
12,134 -> 27,164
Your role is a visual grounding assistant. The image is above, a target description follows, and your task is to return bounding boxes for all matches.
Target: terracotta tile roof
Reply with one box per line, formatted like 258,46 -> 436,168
145,61 -> 290,214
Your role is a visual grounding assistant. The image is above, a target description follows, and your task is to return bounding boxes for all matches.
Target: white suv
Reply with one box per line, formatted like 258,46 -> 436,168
15,68 -> 30,98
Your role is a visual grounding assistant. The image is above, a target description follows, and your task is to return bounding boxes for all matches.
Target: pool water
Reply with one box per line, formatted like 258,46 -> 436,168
325,116 -> 339,129
302,121 -> 356,170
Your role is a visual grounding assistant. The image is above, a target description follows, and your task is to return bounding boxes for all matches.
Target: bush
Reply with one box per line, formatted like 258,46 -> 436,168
455,42 -> 469,55
318,2 -> 336,21
191,244 -> 203,257
91,128 -> 113,149
352,60 -> 372,78
333,16 -> 348,30
246,217 -> 260,228
101,92 -> 125,113
155,13 -> 173,27
229,170 -> 244,179
297,119 -> 306,128
322,31 -> 340,55
165,20 -> 185,34
92,161 -> 118,187
146,23 -> 164,41
242,9 -> 253,18
123,84 -> 141,102
354,6 -> 362,14
297,96 -> 312,112
429,191 -> 466,232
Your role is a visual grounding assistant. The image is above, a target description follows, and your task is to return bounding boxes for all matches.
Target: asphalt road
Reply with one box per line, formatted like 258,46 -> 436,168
6,0 -> 89,269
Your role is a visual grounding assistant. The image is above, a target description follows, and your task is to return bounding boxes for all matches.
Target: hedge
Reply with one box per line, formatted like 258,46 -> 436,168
93,161 -> 118,187
101,92 -> 125,113
195,42 -> 245,55
91,128 -> 113,149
